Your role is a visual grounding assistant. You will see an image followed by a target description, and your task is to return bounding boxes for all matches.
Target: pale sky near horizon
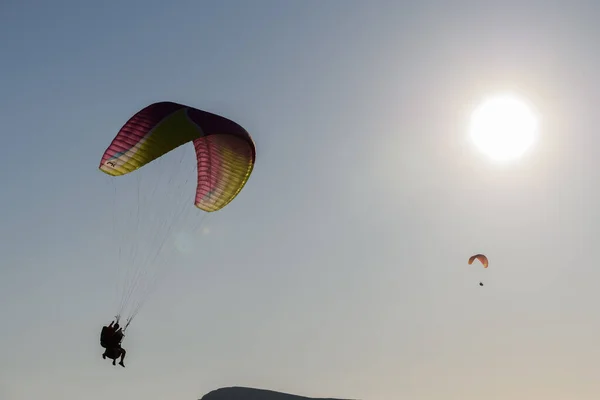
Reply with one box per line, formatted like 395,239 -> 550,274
2,1 -> 600,399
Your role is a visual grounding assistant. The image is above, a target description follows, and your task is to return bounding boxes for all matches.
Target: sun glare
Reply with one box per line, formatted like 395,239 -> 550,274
469,94 -> 539,162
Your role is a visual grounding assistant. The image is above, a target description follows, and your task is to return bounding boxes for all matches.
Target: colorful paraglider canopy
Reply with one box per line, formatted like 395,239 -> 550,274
99,101 -> 256,212
468,254 -> 488,268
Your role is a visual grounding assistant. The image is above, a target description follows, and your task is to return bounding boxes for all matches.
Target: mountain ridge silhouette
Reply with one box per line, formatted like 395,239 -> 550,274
200,386 -> 356,400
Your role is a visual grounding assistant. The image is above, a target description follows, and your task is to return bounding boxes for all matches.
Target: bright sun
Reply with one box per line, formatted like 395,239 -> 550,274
469,93 -> 539,162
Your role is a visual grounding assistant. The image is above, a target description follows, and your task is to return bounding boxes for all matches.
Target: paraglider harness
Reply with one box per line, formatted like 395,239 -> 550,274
100,315 -> 131,348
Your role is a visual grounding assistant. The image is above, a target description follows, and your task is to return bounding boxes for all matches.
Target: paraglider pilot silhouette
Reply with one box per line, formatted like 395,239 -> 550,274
100,320 -> 126,367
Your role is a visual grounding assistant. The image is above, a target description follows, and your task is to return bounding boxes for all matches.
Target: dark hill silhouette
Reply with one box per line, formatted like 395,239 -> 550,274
200,386 -> 356,400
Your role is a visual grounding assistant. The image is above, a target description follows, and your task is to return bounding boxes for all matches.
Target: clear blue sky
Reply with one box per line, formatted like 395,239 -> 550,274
2,1 -> 600,399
